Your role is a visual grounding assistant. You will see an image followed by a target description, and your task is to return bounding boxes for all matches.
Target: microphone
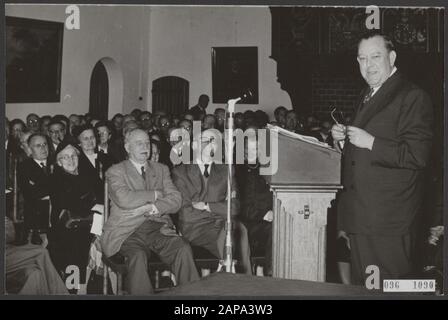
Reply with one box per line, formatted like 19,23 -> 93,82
239,89 -> 253,101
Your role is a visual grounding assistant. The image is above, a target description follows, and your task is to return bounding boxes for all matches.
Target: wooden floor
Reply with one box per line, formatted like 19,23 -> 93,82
159,272 -> 375,296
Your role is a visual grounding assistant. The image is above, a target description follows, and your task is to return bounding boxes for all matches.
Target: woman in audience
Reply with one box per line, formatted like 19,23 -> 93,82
49,141 -> 103,294
73,125 -> 113,196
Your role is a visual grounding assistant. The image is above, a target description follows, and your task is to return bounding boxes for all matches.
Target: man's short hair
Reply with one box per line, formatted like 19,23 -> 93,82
72,124 -> 94,140
358,31 -> 395,53
26,113 -> 39,120
48,120 -> 65,130
214,108 -> 225,114
274,106 -> 287,116
94,120 -> 112,132
27,133 -> 47,146
124,128 -> 146,145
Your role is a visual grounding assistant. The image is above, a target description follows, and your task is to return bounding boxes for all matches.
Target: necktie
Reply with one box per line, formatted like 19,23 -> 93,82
141,166 -> 146,181
40,162 -> 48,175
363,87 -> 374,104
204,164 -> 209,178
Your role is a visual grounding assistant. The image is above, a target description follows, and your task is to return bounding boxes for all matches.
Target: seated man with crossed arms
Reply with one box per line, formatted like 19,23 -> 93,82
101,128 -> 199,295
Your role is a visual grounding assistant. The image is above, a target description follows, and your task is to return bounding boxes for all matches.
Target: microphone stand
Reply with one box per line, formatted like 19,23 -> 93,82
217,96 -> 242,273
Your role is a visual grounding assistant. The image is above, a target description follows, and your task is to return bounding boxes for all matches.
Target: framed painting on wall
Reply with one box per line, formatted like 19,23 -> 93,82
211,46 -> 258,104
6,16 -> 64,103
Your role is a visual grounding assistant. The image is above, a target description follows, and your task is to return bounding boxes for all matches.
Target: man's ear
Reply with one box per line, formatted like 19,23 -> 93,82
389,50 -> 397,67
124,142 -> 130,154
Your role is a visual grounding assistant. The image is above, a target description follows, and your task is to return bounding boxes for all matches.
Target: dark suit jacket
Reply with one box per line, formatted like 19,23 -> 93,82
78,150 -> 114,197
172,163 -> 240,234
101,160 -> 182,257
337,71 -> 434,236
235,164 -> 273,223
17,158 -> 51,229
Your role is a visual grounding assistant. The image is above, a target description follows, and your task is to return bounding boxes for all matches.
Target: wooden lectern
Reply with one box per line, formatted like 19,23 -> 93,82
263,126 -> 342,282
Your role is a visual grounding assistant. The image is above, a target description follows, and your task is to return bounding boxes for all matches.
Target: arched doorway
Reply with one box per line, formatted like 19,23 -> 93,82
89,61 -> 109,120
89,58 -> 123,120
152,76 -> 189,115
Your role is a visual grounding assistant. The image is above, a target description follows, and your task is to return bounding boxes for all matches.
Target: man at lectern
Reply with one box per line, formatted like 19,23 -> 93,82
331,32 -> 433,285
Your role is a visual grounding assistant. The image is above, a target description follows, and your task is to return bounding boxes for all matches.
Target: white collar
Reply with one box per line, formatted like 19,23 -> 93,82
34,159 -> 47,167
85,152 -> 97,167
371,66 -> 397,96
196,159 -> 213,176
129,159 -> 147,175
98,145 -> 108,153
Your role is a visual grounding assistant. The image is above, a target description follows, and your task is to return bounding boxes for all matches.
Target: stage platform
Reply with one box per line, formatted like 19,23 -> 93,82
159,272 -> 374,297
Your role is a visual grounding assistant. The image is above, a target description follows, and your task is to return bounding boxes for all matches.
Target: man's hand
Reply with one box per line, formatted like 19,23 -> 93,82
263,210 -> 273,222
143,204 -> 160,217
346,126 -> 375,150
192,202 -> 210,212
331,124 -> 347,142
337,230 -> 351,250
155,190 -> 164,201
428,226 -> 444,245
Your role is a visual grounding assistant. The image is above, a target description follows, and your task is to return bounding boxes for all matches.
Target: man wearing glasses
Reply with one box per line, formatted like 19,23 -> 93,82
17,134 -> 51,246
172,129 -> 252,275
331,32 -> 433,285
26,113 -> 41,134
47,120 -> 66,163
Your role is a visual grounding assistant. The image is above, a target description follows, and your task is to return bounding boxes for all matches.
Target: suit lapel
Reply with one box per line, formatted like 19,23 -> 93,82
124,160 -> 146,191
353,71 -> 404,128
146,161 -> 158,191
207,163 -> 223,187
188,164 -> 206,197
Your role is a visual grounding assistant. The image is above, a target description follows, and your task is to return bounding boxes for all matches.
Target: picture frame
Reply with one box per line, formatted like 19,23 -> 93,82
211,46 -> 258,104
6,16 -> 64,103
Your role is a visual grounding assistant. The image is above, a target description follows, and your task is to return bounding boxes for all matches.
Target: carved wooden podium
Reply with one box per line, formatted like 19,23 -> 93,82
263,126 -> 342,282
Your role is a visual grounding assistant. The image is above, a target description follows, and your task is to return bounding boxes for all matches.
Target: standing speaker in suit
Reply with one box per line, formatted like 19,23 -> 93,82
331,32 -> 434,285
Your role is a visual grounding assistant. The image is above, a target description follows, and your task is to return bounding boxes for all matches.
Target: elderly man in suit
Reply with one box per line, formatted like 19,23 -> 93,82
101,128 -> 199,295
172,129 -> 252,274
17,134 -> 52,246
331,32 -> 433,285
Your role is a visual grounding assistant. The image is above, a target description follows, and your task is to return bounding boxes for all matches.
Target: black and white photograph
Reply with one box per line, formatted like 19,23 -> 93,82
3,3 -> 445,301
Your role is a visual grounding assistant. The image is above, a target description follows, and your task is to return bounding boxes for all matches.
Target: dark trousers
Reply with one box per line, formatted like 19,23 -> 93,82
120,220 -> 199,295
182,217 -> 252,274
349,233 -> 412,286
246,221 -> 272,273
